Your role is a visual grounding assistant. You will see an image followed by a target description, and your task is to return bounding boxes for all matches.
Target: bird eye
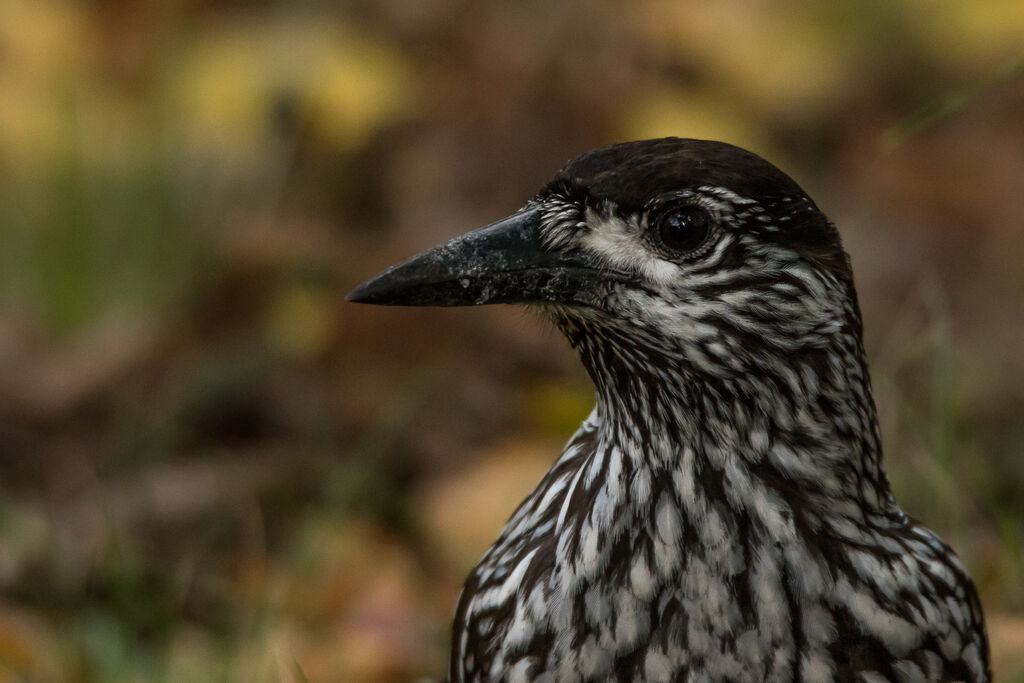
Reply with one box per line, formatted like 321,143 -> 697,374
655,207 -> 712,255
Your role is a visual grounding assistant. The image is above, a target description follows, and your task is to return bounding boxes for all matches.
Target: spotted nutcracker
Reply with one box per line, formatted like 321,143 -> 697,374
349,138 -> 990,683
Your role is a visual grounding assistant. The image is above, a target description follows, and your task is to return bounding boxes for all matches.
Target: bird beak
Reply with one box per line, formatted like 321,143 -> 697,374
347,206 -> 608,307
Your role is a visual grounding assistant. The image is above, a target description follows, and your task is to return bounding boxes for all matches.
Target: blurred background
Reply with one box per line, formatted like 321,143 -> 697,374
0,0 -> 1022,680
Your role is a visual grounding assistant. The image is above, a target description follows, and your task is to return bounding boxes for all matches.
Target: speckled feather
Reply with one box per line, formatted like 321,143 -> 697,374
448,139 -> 989,682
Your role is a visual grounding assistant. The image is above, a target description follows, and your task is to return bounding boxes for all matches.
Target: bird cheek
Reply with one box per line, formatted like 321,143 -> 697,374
638,258 -> 679,286
578,213 -> 670,281
627,295 -> 712,339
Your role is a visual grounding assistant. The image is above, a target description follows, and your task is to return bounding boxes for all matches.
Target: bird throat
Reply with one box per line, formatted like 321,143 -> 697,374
451,306 -> 907,678
551,307 -> 899,558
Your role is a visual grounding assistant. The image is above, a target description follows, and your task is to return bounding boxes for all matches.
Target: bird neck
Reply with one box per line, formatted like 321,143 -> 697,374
557,313 -> 898,532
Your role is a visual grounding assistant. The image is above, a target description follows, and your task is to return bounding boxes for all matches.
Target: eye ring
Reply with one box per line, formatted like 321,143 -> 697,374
654,206 -> 713,256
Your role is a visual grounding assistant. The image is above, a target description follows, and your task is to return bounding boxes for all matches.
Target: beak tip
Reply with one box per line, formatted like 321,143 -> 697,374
347,269 -> 416,305
345,279 -> 380,304
344,287 -> 363,303
346,265 -> 394,303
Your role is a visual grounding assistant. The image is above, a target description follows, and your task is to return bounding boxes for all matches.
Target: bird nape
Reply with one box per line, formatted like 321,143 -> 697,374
348,138 -> 990,683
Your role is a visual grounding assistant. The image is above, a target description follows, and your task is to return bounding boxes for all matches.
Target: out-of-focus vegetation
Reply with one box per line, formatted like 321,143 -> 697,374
1,1 -> 1023,681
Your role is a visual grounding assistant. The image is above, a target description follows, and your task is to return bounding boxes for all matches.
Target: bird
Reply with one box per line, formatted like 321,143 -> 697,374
348,138 -> 990,682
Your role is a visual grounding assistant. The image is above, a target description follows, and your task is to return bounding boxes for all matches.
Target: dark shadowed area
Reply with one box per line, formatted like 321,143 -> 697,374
1,1 -> 1023,681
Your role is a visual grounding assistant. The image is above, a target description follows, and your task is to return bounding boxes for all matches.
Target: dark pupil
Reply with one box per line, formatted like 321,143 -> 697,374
659,207 -> 710,253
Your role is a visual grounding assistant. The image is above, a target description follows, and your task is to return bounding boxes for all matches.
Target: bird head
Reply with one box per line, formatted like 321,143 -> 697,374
349,138 -> 861,390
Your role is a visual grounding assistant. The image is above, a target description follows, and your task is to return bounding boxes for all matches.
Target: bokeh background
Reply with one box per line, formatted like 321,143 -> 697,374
1,1 -> 1023,681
